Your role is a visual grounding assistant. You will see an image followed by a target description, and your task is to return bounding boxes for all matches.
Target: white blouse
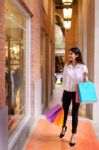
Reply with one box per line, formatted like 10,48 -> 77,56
63,63 -> 88,92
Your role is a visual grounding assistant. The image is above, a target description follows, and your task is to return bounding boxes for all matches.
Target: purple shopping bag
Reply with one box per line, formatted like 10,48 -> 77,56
47,110 -> 59,122
45,104 -> 62,123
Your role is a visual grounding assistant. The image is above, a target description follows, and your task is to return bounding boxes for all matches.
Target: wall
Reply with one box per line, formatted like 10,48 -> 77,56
78,0 -> 99,122
0,4 -> 7,147
78,0 -> 95,119
19,0 -> 55,112
0,107 -> 8,150
78,0 -> 88,64
41,0 -> 55,109
18,0 -> 42,115
86,0 -> 95,119
0,0 -> 5,107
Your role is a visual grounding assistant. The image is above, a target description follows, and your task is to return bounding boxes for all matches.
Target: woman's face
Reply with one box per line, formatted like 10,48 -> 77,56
69,51 -> 77,62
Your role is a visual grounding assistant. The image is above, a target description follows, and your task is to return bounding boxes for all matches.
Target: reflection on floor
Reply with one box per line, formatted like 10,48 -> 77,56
26,119 -> 99,150
8,114 -> 25,138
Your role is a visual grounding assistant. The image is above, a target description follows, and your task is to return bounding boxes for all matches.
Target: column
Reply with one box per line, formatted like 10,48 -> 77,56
93,0 -> 99,123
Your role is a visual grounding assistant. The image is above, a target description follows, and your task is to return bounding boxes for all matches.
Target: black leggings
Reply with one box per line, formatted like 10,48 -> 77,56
62,90 -> 80,134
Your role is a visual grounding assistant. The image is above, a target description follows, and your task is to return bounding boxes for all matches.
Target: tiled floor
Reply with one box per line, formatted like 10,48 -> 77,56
26,119 -> 99,150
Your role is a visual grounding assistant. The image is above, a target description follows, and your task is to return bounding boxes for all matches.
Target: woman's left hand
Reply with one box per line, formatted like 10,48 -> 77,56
83,72 -> 88,82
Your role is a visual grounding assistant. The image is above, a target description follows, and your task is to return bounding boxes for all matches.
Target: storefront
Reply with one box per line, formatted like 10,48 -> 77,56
5,0 -> 31,147
0,0 -> 55,149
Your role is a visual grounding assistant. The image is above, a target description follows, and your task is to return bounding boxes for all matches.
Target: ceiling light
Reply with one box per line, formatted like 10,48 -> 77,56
63,7 -> 72,19
64,20 -> 71,29
62,0 -> 73,5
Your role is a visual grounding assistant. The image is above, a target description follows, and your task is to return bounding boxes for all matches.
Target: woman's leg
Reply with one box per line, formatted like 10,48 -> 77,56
72,93 -> 80,133
62,91 -> 71,127
70,92 -> 80,146
60,91 -> 71,138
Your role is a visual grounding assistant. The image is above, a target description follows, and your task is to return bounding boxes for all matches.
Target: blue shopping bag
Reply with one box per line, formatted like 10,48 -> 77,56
78,82 -> 97,103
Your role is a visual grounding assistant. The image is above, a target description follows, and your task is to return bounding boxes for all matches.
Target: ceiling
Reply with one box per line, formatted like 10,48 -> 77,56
55,0 -> 76,7
55,0 -> 76,35
55,0 -> 63,9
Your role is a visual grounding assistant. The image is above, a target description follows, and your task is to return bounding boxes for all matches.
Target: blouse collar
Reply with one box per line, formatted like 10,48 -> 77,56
68,63 -> 81,68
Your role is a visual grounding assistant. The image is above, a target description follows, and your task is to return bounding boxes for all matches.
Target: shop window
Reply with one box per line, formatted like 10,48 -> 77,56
5,0 -> 26,137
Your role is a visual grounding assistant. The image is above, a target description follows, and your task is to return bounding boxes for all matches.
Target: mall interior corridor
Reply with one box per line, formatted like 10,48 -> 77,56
0,0 -> 99,150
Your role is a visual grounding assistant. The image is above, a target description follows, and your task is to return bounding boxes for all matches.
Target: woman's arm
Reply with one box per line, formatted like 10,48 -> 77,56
83,72 -> 89,82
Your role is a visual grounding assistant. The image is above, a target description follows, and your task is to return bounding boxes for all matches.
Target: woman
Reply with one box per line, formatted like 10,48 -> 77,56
60,47 -> 88,146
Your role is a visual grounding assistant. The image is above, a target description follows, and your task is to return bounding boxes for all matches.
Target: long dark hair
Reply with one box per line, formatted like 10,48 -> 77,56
69,47 -> 84,64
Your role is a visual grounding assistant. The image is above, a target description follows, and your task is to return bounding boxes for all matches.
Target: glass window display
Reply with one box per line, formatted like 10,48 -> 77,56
5,0 -> 26,137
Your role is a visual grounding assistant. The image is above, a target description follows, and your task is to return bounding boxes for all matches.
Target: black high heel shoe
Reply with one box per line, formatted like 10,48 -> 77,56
59,126 -> 67,138
70,142 -> 75,146
69,136 -> 75,146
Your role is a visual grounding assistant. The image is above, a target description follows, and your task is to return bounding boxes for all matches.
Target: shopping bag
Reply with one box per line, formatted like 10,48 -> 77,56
78,82 -> 97,103
46,109 -> 61,123
75,88 -> 79,103
53,108 -> 64,127
45,104 -> 62,123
